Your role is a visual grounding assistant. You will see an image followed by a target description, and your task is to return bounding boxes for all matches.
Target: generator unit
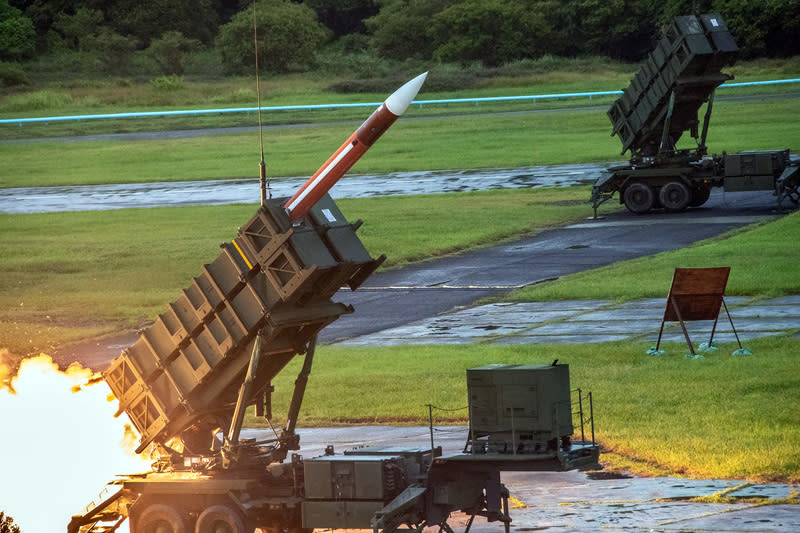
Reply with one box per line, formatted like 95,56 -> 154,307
467,363 -> 573,454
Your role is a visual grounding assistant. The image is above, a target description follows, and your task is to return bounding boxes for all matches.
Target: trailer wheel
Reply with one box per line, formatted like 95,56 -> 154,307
689,184 -> 711,207
136,504 -> 188,533
623,182 -> 655,214
195,504 -> 251,533
659,181 -> 691,211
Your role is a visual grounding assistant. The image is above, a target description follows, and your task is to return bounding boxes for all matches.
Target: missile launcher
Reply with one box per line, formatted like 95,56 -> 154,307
592,13 -> 800,215
69,73 -> 599,533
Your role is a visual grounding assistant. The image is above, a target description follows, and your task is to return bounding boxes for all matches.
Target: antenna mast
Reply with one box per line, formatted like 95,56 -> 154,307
253,0 -> 268,205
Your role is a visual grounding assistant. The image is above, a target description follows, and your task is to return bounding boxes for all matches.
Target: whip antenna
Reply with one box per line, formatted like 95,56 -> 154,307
253,0 -> 269,205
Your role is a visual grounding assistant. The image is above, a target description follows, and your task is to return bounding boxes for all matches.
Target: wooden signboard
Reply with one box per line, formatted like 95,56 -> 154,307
654,267 -> 743,355
664,267 -> 729,321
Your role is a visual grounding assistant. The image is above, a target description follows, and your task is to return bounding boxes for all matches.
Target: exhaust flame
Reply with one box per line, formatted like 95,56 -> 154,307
0,349 -> 150,532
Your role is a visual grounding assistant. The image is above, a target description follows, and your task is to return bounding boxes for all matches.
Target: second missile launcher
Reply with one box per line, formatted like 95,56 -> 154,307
591,13 -> 800,215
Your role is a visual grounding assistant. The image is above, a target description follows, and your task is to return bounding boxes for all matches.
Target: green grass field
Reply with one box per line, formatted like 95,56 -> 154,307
3,96 -> 800,188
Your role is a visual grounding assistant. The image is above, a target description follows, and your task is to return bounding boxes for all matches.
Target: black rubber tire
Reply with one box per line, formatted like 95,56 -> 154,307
659,181 -> 691,211
689,184 -> 711,207
195,505 -> 251,533
623,182 -> 655,214
781,176 -> 800,207
136,504 -> 187,533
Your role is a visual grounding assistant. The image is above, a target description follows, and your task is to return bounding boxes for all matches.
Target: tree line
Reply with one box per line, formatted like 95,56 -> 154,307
2,0 -> 799,78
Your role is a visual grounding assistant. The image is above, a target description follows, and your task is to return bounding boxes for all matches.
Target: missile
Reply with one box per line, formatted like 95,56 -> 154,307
284,71 -> 428,220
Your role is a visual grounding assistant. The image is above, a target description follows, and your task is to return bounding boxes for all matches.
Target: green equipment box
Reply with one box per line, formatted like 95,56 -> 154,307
724,150 -> 789,191
302,454 -> 407,529
467,364 -> 573,452
303,454 -> 406,501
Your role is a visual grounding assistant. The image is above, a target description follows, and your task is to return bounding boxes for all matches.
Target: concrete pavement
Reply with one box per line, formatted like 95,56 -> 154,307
243,426 -> 800,533
339,295 -> 800,348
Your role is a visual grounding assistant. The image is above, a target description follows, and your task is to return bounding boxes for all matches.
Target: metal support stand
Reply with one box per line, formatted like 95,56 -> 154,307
719,298 -> 744,349
227,333 -> 264,447
653,268 -> 743,356
502,490 -> 511,533
655,294 -> 744,354
438,521 -> 456,533
427,403 -> 436,467
463,515 -> 476,533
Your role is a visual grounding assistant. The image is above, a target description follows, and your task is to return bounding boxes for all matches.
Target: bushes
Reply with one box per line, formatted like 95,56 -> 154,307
0,90 -> 72,112
146,31 -> 200,76
149,75 -> 184,92
0,61 -> 28,87
0,1 -> 35,61
86,30 -> 138,76
216,0 -> 330,74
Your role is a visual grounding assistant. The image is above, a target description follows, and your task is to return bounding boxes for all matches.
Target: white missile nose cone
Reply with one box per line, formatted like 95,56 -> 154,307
384,71 -> 428,116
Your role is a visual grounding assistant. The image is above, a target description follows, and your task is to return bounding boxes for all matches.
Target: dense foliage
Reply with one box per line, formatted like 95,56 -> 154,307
216,0 -> 330,74
3,0 -> 800,81
0,0 -> 35,61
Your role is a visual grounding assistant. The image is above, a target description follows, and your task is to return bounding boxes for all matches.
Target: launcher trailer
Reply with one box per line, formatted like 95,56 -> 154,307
591,13 -> 800,216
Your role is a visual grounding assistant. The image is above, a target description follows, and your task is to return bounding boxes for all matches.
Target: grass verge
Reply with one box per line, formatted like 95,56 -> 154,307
249,335 -> 800,482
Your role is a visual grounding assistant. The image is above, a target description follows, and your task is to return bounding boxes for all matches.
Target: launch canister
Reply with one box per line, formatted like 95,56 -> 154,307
284,72 -> 428,220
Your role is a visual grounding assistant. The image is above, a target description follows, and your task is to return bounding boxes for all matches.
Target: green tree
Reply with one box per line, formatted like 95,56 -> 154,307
578,0 -> 659,60
713,0 -> 800,57
51,7 -> 103,50
656,0 -> 714,24
532,0 -> 583,57
215,0 -> 330,74
21,0 -> 102,44
105,0 -> 218,45
366,0 -> 451,61
0,511 -> 21,533
305,0 -> 378,38
656,0 -> 800,57
146,31 -> 200,75
429,0 -> 531,67
0,0 -> 35,60
85,28 -> 138,75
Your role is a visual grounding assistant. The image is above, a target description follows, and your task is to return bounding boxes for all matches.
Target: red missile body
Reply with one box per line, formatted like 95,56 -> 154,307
284,72 -> 428,220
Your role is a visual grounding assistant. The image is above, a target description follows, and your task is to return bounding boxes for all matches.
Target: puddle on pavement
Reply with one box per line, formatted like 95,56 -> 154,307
0,163 -> 609,214
586,471 -> 632,480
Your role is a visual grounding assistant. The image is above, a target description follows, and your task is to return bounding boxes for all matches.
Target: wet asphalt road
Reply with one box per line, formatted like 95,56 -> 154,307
0,164 -> 606,213
321,188 -> 785,344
